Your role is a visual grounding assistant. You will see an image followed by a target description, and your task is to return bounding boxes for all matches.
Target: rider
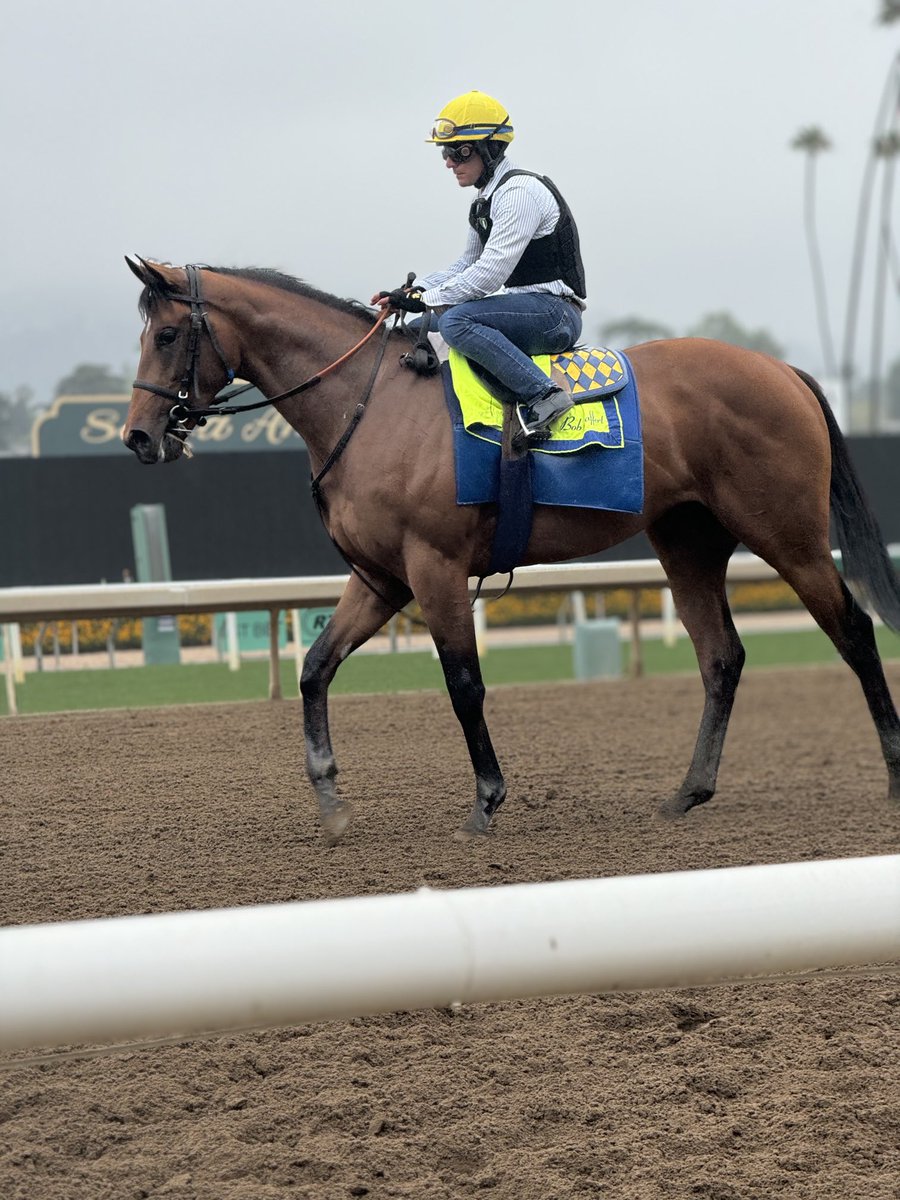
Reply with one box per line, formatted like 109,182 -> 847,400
372,90 -> 587,448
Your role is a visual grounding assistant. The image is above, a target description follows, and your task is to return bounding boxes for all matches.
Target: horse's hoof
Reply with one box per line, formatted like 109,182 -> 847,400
658,790 -> 711,821
453,825 -> 490,842
453,811 -> 493,841
657,797 -> 690,821
321,800 -> 354,845
657,792 -> 700,820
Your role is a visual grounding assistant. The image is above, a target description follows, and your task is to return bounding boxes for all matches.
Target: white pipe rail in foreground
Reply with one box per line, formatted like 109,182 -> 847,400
2,856 -> 898,1054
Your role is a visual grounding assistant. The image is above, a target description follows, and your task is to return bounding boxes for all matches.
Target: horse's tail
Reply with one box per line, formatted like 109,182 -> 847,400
792,364 -> 900,632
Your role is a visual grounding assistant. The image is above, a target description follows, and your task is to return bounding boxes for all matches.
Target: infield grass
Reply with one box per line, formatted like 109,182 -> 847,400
4,626 -> 900,716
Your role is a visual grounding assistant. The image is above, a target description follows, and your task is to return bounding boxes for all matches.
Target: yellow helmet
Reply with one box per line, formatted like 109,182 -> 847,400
426,90 -> 514,144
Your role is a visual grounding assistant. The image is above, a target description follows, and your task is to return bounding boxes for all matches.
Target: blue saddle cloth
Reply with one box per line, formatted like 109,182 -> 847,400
442,347 -> 644,513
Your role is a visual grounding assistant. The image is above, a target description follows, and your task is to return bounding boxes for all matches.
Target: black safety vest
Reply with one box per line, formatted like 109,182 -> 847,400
468,169 -> 587,300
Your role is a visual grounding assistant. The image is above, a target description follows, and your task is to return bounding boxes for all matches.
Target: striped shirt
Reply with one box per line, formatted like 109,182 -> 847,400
416,158 -> 585,308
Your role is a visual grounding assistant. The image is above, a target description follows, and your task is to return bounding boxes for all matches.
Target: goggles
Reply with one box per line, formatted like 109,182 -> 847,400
441,143 -> 478,164
432,117 -> 461,141
430,113 -> 511,142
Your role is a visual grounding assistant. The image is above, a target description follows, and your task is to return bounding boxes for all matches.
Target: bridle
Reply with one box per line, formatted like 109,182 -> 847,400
132,263 -> 392,436
133,265 -> 236,429
131,262 -> 432,620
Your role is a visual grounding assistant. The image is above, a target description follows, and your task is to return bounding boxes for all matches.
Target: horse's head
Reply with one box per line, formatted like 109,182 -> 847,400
122,257 -> 240,464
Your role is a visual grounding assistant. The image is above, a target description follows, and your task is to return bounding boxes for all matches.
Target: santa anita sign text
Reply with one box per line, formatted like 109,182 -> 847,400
31,394 -> 303,456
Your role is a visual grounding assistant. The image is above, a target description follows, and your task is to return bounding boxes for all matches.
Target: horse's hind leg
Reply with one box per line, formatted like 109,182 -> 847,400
300,572 -> 412,842
407,561 -> 506,838
649,505 -> 745,819
774,554 -> 900,802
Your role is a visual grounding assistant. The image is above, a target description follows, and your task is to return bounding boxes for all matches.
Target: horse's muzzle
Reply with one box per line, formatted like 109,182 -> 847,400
123,427 -> 186,464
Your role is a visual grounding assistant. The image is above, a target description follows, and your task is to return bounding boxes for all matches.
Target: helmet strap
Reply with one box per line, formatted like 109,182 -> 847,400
474,140 -> 507,189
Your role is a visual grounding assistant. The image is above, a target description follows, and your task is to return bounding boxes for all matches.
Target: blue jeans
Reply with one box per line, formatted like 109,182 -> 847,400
435,293 -> 582,403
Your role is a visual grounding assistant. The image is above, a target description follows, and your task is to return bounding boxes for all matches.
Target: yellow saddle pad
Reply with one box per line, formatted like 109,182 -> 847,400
448,346 -> 630,452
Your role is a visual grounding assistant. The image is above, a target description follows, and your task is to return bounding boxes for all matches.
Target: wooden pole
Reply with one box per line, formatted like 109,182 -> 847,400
629,590 -> 643,678
268,609 -> 282,700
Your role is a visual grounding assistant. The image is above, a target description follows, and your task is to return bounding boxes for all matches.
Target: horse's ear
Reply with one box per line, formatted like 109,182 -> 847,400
125,254 -> 149,283
125,255 -> 179,292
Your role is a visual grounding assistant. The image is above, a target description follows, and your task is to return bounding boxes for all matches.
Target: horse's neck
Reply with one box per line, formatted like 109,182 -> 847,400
238,299 -> 387,466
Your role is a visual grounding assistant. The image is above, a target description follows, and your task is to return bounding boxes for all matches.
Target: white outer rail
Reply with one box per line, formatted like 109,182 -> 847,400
1,855 -> 897,1053
0,554 -> 788,624
0,553 -> 787,707
0,548 -> 886,707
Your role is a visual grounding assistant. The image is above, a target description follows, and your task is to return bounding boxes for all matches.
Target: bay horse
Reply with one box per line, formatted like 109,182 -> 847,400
122,257 -> 900,841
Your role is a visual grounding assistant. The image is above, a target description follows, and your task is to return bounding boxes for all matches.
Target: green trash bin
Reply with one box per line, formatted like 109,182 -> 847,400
573,618 -> 622,680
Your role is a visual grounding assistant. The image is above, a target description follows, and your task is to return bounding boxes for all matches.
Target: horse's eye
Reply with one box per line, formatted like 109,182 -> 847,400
155,327 -> 178,347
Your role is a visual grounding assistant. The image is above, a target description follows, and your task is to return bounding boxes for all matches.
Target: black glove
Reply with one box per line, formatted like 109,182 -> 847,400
378,288 -> 427,313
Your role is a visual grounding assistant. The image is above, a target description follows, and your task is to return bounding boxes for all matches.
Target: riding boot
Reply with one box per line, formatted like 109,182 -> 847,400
512,385 -> 575,452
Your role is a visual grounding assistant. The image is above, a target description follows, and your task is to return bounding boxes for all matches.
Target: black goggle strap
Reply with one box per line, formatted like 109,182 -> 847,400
482,113 -> 510,142
433,113 -> 510,142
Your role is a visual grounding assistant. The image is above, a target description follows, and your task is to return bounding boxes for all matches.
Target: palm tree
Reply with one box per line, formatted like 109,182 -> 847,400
869,130 -> 900,424
879,1 -> 900,24
843,36 -> 900,429
791,126 -> 838,378
889,231 -> 900,293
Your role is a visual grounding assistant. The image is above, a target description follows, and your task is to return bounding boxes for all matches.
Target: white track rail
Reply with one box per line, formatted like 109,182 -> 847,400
0,553 -> 809,707
0,548 -> 891,706
1,855 -> 897,1054
0,554 -> 791,624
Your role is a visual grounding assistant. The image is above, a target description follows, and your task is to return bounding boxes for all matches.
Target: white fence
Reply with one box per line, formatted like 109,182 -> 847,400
1,854 -> 897,1054
0,553 -> 798,713
4,546 -> 897,714
0,554 -> 790,626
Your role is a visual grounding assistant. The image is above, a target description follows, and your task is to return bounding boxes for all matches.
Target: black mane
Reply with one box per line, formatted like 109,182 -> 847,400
138,264 -> 380,325
210,267 -> 381,324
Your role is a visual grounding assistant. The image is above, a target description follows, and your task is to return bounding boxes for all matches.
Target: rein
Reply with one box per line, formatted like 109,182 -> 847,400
132,263 -> 392,433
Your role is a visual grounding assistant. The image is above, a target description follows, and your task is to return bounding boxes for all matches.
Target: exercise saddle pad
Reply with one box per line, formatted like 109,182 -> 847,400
443,345 -> 644,513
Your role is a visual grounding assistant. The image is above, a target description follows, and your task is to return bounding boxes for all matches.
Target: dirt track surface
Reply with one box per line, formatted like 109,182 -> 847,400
2,666 -> 899,1200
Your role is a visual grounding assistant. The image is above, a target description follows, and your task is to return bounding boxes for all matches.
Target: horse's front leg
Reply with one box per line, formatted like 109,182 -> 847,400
410,565 -> 506,838
300,573 -> 410,842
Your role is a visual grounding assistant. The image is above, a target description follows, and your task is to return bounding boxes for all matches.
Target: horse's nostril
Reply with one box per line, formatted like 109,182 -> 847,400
124,428 -> 158,463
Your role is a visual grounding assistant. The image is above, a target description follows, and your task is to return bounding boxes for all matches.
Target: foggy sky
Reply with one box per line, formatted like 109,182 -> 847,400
1,0 -> 898,403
